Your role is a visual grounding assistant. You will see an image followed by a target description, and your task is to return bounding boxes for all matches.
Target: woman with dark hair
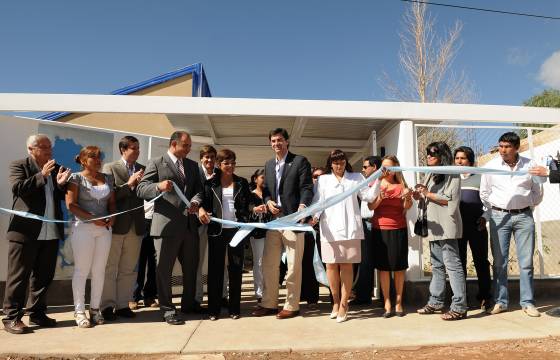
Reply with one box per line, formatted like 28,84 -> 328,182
66,146 -> 116,328
198,149 -> 252,320
311,149 -> 375,322
248,168 -> 269,302
454,146 -> 492,311
369,155 -> 412,317
414,142 -> 467,320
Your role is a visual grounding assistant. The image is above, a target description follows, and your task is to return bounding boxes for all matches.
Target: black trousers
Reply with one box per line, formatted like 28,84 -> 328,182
153,228 -> 199,318
2,239 -> 59,322
300,232 -> 319,304
458,227 -> 492,302
134,219 -> 157,302
207,228 -> 244,316
353,220 -> 375,303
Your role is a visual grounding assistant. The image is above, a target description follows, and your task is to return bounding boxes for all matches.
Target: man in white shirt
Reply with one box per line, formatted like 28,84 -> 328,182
480,132 -> 545,317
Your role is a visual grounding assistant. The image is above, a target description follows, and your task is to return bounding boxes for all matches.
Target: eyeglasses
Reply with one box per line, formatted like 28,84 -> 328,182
362,165 -> 372,169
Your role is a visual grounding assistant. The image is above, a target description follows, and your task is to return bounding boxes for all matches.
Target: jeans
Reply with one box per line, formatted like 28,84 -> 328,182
489,209 -> 535,308
428,239 -> 467,313
250,236 -> 265,299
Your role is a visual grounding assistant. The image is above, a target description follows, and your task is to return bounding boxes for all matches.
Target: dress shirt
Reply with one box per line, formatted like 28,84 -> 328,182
37,174 -> 60,241
167,150 -> 184,178
275,153 -> 287,207
480,155 -> 545,216
122,157 -> 136,177
360,180 -> 380,219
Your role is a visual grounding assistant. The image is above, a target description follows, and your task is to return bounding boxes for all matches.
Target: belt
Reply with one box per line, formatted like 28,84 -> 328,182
491,206 -> 530,214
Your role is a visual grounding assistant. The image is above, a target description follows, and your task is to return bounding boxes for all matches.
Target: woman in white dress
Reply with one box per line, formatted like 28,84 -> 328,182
311,149 -> 377,322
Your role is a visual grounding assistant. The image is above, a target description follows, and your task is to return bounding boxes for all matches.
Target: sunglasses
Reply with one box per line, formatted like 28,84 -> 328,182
426,148 -> 439,157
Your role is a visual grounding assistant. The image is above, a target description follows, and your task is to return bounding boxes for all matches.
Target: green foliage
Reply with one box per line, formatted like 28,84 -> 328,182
523,89 -> 560,108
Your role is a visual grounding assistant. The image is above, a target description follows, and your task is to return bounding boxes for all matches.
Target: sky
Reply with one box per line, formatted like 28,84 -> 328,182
0,0 -> 559,107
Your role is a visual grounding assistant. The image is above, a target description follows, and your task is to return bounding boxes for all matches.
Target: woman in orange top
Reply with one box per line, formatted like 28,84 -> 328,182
369,155 -> 413,317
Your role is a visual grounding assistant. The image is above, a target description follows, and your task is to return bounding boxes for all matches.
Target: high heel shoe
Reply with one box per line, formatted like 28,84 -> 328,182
329,311 -> 338,319
336,312 -> 348,323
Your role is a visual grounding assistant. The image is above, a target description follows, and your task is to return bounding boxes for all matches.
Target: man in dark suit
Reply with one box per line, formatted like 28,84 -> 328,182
101,136 -> 146,320
136,131 -> 203,325
252,128 -> 313,319
2,134 -> 71,334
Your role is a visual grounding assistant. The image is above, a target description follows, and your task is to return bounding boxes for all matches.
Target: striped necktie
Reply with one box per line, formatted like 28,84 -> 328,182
176,159 -> 186,186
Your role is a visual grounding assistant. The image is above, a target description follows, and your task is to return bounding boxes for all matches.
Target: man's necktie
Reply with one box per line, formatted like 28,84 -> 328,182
176,159 -> 186,186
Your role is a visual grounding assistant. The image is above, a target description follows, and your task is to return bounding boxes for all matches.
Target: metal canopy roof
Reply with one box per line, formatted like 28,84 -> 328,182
1,93 -> 559,177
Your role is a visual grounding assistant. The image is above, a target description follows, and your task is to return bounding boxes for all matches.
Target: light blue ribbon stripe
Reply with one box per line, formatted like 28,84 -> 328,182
0,165 -> 543,288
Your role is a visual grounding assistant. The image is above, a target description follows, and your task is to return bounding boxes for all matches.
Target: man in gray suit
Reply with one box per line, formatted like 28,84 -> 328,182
137,131 -> 203,325
101,136 -> 145,321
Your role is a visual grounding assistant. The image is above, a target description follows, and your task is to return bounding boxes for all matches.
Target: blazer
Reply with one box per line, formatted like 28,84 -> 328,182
423,173 -> 463,241
200,171 -> 251,237
549,169 -> 560,184
313,172 -> 373,242
102,160 -> 145,235
7,157 -> 66,243
263,151 -> 313,215
136,153 -> 203,237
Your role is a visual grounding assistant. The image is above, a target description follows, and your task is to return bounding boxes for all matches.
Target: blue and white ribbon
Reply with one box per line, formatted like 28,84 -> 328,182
0,165 -> 544,288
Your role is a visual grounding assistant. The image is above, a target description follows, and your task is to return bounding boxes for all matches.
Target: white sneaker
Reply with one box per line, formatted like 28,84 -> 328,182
488,304 -> 507,315
523,306 -> 541,317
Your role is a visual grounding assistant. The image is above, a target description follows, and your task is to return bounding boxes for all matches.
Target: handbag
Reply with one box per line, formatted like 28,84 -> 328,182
414,197 -> 428,237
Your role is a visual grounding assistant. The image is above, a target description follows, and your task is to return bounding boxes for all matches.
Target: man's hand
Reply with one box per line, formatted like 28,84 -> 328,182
267,200 -> 280,215
308,217 -> 319,226
476,217 -> 486,231
157,180 -> 173,192
56,166 -> 72,185
41,159 -> 56,178
188,202 -> 199,214
127,169 -> 144,187
198,207 -> 211,224
529,166 -> 548,177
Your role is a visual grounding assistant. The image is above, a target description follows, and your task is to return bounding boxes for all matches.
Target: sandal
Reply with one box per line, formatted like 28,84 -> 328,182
74,311 -> 91,328
416,304 -> 443,315
441,310 -> 467,321
89,308 -> 105,325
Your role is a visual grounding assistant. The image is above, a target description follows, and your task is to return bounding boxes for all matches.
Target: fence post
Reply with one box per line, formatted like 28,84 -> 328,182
528,128 -> 545,278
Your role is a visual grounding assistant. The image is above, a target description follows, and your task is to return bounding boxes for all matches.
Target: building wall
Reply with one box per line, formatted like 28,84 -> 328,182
57,75 -> 193,137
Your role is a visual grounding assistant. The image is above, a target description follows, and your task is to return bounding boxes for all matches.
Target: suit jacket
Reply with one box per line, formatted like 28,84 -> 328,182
136,153 -> 203,237
7,157 -> 66,243
550,169 -> 560,184
263,151 -> 313,215
102,159 -> 145,235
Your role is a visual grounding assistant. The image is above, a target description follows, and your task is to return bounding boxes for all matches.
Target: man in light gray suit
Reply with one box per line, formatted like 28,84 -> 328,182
101,136 -> 145,321
136,131 -> 203,325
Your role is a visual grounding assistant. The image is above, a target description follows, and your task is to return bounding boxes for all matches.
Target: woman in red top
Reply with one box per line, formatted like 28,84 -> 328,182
369,155 -> 413,318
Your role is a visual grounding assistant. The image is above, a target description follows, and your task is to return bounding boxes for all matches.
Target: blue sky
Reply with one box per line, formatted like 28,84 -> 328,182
0,0 -> 559,106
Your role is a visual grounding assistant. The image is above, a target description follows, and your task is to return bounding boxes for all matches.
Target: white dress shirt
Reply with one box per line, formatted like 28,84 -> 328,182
274,153 -> 287,207
167,150 -> 183,177
360,179 -> 381,219
37,175 -> 60,241
480,155 -> 545,215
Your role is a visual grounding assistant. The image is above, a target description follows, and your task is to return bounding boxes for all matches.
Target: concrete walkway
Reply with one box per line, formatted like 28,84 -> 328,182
2,274 -> 560,356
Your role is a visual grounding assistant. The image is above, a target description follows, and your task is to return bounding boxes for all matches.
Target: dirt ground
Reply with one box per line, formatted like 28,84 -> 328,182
2,336 -> 560,360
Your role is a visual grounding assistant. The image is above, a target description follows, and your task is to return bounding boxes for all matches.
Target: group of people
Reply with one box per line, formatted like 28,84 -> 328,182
1,128 -> 555,333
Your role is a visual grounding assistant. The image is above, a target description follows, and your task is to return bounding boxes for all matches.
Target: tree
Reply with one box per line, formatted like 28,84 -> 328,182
380,2 -> 477,166
524,89 -> 560,108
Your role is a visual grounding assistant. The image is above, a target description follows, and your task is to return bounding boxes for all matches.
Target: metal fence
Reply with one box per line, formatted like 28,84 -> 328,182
414,123 -> 560,279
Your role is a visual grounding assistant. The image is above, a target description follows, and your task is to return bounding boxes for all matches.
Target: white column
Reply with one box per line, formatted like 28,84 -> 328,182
397,120 -> 423,282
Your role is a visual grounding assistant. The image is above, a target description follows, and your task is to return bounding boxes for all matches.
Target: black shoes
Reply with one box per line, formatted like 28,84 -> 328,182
164,314 -> 185,325
115,307 -> 136,318
101,307 -> 117,321
29,314 -> 57,327
3,319 -> 30,334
